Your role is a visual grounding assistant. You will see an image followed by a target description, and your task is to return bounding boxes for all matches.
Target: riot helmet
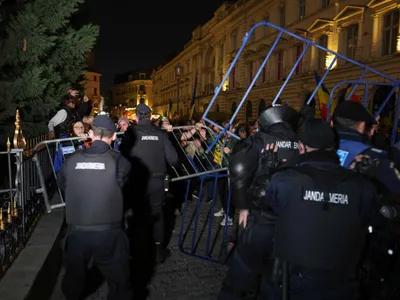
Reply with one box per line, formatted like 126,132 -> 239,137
258,104 -> 300,132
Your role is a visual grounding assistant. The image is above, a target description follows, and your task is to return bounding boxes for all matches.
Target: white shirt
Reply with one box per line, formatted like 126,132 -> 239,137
48,109 -> 67,132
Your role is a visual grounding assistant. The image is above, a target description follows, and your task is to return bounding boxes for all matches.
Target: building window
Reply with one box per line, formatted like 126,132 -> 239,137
248,62 -> 253,86
262,60 -> 267,82
298,0 -> 306,19
321,0 -> 329,8
231,31 -> 237,51
231,66 -> 236,89
317,35 -> 328,70
94,88 -> 97,96
345,24 -> 359,60
382,10 -> 399,56
94,76 -> 97,81
277,51 -> 284,80
280,6 -> 286,27
295,44 -> 303,74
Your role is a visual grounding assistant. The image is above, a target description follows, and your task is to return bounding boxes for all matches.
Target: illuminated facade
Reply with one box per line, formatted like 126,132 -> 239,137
151,0 -> 400,121
111,71 -> 153,108
83,71 -> 102,113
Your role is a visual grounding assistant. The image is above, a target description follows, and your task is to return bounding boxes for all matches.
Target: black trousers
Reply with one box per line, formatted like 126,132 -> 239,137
148,188 -> 167,244
62,228 -> 132,300
218,214 -> 275,299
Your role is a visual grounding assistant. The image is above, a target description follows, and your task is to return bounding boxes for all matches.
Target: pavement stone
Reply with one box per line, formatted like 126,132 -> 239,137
50,197 -> 234,300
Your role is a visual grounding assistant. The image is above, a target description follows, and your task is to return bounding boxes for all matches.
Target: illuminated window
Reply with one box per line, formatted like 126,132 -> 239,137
345,24 -> 358,60
382,10 -> 399,56
317,35 -> 328,70
298,0 -> 306,19
231,66 -> 236,89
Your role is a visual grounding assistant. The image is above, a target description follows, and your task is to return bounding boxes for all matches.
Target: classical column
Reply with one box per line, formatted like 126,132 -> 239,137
355,16 -> 364,61
309,36 -> 317,70
371,13 -> 380,58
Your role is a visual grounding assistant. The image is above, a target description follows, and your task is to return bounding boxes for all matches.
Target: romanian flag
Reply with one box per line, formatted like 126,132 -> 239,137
167,99 -> 172,118
189,71 -> 198,119
313,70 -> 335,120
344,83 -> 361,102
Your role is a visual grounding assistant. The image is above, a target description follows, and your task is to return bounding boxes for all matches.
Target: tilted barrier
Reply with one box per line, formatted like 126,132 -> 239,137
202,21 -> 400,151
32,127 -> 235,262
168,125 -> 234,262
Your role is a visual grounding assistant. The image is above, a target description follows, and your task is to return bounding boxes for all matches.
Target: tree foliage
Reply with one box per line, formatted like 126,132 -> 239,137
0,0 -> 99,138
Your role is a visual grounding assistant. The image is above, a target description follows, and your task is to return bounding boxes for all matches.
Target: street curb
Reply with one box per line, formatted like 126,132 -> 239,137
0,209 -> 65,300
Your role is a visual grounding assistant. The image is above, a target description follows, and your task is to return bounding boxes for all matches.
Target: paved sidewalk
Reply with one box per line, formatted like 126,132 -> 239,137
50,200 -> 231,300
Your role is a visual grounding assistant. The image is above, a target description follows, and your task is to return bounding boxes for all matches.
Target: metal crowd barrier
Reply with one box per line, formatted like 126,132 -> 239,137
202,21 -> 400,151
32,127 -> 235,263
0,146 -> 49,279
169,125 -> 234,262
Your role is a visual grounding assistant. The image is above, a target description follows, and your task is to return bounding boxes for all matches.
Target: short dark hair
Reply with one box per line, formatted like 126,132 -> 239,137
91,125 -> 114,139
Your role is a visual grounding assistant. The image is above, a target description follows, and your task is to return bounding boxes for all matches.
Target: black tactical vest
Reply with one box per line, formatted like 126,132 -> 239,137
64,149 -> 123,226
273,164 -> 366,271
54,106 -> 78,138
130,122 -> 166,179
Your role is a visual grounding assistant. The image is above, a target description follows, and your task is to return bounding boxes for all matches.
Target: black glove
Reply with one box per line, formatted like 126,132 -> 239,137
355,156 -> 379,175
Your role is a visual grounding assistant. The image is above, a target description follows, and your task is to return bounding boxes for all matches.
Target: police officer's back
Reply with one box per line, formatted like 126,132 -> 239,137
57,115 -> 132,300
229,104 -> 299,221
119,103 -> 179,263
219,104 -> 299,300
265,119 -> 384,300
333,100 -> 400,195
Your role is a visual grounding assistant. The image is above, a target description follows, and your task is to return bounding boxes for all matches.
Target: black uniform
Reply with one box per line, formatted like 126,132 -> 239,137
119,117 -> 179,246
58,138 -> 132,299
265,119 -> 385,300
219,105 -> 300,299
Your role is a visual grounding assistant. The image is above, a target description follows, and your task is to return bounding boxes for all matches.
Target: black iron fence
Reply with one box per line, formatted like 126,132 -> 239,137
0,133 -> 55,279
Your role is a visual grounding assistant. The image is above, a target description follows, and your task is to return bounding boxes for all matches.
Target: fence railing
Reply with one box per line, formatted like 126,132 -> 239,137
0,110 -> 51,279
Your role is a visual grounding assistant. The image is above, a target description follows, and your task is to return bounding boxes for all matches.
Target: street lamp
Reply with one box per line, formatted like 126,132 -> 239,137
175,64 -> 183,117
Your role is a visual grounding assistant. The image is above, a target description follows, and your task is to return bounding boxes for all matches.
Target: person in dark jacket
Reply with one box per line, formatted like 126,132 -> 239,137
57,115 -> 132,300
119,103 -> 179,263
333,100 -> 400,195
263,119 -> 385,300
219,104 -> 300,299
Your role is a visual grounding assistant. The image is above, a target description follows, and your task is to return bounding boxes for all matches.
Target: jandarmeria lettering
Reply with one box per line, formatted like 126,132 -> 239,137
142,136 -> 159,141
75,162 -> 105,170
303,190 -> 348,205
275,141 -> 299,149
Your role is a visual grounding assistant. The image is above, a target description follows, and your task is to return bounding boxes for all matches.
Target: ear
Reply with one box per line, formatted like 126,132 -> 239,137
330,120 -> 334,128
112,132 -> 117,141
88,129 -> 93,138
299,142 -> 306,154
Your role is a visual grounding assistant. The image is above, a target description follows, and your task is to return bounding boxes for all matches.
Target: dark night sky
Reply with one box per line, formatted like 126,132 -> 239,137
84,0 -> 228,92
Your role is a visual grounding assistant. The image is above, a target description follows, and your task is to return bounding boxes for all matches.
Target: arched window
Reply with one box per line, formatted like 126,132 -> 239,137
231,102 -> 237,114
258,99 -> 266,115
246,100 -> 253,122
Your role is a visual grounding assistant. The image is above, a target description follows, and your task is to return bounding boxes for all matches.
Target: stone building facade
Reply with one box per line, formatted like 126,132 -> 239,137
151,0 -> 400,122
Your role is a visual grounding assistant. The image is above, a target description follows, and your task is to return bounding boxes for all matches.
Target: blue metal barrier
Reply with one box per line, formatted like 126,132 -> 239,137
169,126 -> 235,263
202,21 -> 400,152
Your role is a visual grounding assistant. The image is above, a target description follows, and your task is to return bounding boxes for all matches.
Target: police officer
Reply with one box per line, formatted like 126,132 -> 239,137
57,115 -> 132,300
219,104 -> 300,299
264,119 -> 385,300
120,103 -> 179,263
333,100 -> 400,195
